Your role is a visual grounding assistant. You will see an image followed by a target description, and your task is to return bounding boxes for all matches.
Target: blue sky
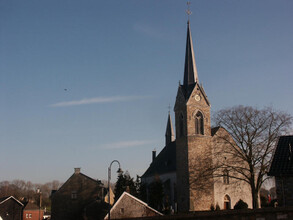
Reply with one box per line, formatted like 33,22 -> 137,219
1,0 -> 292,184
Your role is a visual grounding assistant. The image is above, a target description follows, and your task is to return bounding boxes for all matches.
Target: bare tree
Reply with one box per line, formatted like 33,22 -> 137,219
0,179 -> 63,208
213,105 -> 292,208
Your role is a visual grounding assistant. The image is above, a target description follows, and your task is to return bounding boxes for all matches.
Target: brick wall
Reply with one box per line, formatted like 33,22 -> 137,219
23,210 -> 43,220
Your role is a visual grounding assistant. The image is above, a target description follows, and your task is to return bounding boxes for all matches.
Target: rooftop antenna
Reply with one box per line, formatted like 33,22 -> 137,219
186,1 -> 192,23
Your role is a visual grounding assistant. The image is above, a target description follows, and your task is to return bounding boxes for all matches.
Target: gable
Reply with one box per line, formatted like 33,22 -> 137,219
105,192 -> 162,219
186,83 -> 210,107
211,126 -> 247,166
0,196 -> 23,206
52,171 -> 104,199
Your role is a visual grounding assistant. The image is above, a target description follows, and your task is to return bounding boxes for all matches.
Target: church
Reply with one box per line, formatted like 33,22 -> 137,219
141,20 -> 252,212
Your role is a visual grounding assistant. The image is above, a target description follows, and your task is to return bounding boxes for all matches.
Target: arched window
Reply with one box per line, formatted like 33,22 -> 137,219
195,111 -> 204,135
223,169 -> 229,184
224,195 -> 231,210
179,113 -> 184,137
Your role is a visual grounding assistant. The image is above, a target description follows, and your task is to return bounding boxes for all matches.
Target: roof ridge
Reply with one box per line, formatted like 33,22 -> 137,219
0,196 -> 24,206
53,171 -> 103,194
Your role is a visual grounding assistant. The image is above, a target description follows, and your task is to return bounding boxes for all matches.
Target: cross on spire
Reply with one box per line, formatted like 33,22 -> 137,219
186,2 -> 192,22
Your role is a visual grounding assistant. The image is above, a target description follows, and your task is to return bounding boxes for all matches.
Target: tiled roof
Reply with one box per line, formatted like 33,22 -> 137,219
268,135 -> 293,176
141,141 -> 176,178
24,202 -> 39,210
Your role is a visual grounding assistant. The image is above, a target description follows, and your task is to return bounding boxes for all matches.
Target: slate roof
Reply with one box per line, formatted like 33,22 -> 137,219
211,126 -> 221,136
268,135 -> 293,176
0,196 -> 9,203
141,141 -> 176,178
183,21 -> 198,86
165,112 -> 175,145
142,127 -> 222,178
180,84 -> 196,100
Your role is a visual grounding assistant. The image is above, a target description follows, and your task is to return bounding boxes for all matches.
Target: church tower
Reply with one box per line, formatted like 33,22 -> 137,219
174,21 -> 214,212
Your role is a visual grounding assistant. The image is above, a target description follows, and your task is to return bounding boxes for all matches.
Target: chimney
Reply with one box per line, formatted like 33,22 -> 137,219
74,168 -> 81,174
152,150 -> 156,162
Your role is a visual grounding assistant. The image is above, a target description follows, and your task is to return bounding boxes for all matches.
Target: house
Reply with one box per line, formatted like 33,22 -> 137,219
0,196 -> 24,220
104,192 -> 162,219
141,19 -> 253,212
51,168 -> 107,220
268,135 -> 293,206
22,203 -> 43,220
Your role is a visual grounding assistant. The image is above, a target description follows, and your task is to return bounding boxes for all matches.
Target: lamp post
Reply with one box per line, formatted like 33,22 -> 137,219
108,160 -> 122,220
36,188 -> 42,220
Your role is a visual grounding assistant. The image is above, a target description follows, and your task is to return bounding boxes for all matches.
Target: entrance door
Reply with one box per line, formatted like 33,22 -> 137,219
224,195 -> 231,210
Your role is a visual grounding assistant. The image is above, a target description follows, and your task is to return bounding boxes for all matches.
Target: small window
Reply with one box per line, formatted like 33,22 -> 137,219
223,169 -> 229,184
71,191 -> 77,199
29,214 -> 32,218
120,208 -> 124,214
26,214 -> 29,219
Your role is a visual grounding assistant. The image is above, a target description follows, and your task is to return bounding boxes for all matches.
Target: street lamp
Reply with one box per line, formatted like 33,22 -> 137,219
108,160 -> 122,220
36,188 -> 42,220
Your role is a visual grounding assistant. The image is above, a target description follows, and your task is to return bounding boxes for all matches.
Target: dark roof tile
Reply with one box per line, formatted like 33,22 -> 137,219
211,126 -> 220,136
142,141 -> 176,178
268,136 -> 293,176
24,203 -> 39,210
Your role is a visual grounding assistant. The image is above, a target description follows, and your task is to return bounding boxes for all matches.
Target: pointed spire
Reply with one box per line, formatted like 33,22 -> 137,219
165,111 -> 175,146
183,21 -> 198,87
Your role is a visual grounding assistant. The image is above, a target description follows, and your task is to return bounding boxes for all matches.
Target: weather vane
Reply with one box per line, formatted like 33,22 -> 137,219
168,104 -> 171,113
186,1 -> 192,21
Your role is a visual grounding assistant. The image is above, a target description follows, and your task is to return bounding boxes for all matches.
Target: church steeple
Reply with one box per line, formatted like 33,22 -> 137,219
165,111 -> 175,146
183,21 -> 198,87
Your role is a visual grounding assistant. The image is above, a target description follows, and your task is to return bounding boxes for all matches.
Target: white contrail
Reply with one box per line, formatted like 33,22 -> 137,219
102,140 -> 157,149
50,96 -> 148,107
